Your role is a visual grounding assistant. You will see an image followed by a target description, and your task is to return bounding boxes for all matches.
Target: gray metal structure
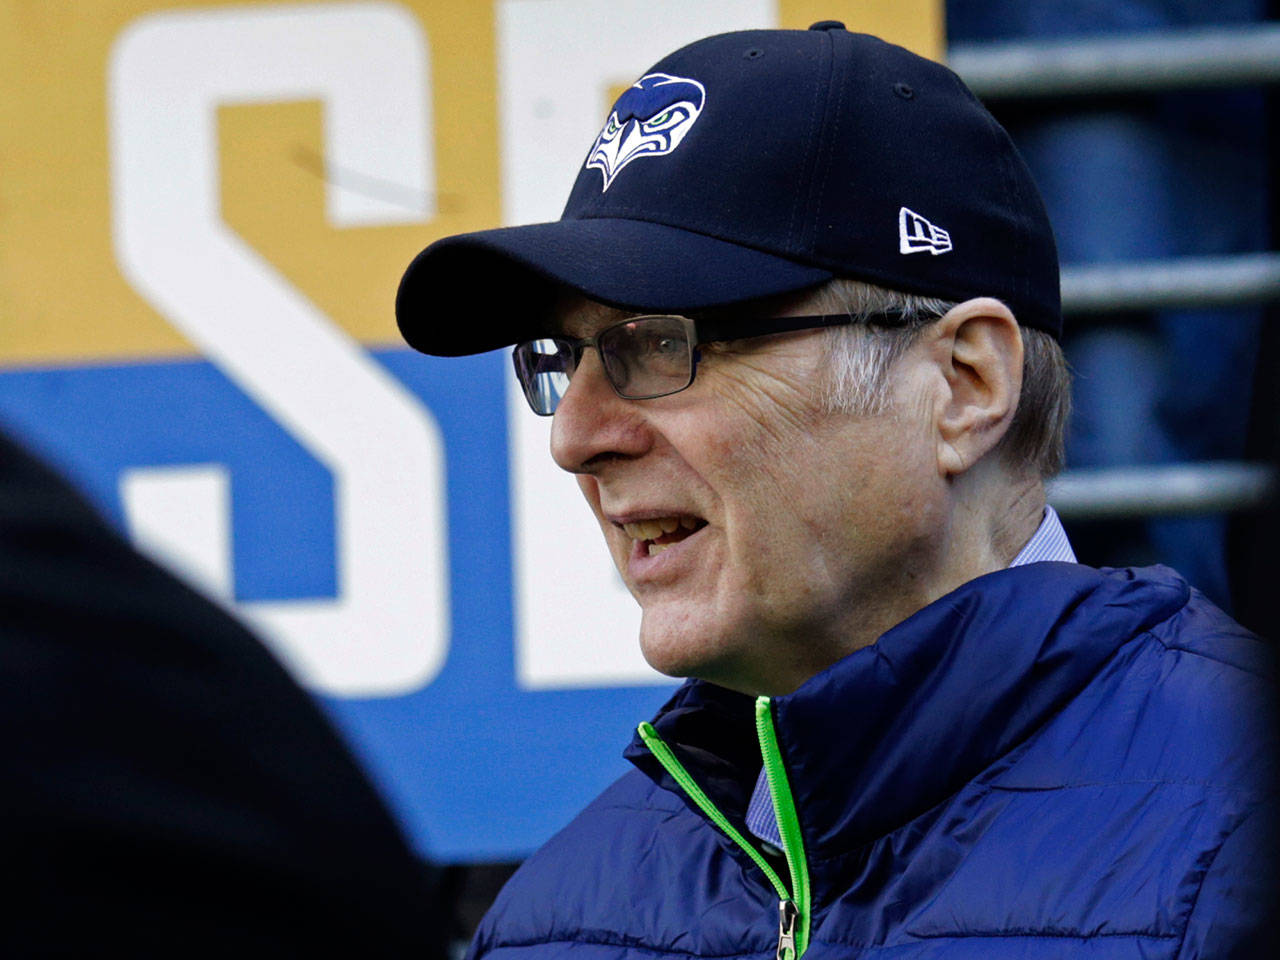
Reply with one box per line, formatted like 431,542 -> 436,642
950,24 -> 1280,99
1061,254 -> 1280,315
950,25 -> 1278,518
1049,462 -> 1277,520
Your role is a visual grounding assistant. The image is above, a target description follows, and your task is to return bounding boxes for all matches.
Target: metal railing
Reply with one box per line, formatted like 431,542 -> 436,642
950,24 -> 1280,99
1049,462 -> 1277,520
1061,253 -> 1280,314
949,25 -> 1279,519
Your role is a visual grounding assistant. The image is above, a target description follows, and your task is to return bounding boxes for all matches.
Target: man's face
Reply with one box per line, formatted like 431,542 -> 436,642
549,297 -> 947,696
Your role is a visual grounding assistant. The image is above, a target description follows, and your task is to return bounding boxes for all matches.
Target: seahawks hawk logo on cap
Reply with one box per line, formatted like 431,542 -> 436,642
586,73 -> 706,191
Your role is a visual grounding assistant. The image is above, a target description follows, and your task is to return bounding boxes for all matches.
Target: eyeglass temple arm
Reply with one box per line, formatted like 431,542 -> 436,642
693,310 -> 908,343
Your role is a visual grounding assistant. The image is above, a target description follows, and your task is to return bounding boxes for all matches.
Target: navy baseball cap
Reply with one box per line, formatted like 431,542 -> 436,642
396,22 -> 1061,356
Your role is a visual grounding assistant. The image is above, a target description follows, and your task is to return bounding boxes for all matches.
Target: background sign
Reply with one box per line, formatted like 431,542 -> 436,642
0,0 -> 941,861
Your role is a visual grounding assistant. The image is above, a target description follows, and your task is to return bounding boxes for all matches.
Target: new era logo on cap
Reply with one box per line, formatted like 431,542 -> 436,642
899,207 -> 952,255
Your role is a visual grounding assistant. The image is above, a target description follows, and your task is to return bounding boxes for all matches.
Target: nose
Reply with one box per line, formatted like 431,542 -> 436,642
550,347 -> 652,474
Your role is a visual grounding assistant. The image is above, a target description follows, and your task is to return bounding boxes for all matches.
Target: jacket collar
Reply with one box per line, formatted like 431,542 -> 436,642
627,564 -> 1189,861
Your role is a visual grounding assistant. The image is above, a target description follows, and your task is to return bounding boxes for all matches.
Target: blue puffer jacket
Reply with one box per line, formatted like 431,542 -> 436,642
471,564 -> 1275,959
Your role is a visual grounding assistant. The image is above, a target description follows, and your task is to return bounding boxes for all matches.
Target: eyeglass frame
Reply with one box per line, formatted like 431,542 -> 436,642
512,309 -> 910,416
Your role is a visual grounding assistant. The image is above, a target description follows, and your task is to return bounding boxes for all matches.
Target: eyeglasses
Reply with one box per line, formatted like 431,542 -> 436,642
512,311 -> 905,415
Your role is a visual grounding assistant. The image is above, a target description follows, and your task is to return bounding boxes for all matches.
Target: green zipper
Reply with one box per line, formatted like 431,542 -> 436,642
755,696 -> 811,958
637,704 -> 810,959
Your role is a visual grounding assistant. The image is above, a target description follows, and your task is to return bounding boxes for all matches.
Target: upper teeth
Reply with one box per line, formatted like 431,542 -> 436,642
622,516 -> 699,541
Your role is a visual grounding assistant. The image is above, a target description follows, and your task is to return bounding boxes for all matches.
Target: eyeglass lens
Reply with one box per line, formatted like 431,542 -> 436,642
514,339 -> 575,415
598,316 -> 694,399
513,317 -> 696,415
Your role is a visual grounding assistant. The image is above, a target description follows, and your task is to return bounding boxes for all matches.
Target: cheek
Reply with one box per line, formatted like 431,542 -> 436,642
696,429 -> 793,517
577,476 -> 615,539
576,474 -> 601,511
803,424 -> 939,544
850,438 -> 947,553
694,396 -> 819,477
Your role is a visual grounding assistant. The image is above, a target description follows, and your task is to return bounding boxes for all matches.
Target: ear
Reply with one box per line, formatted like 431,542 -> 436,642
928,298 -> 1023,478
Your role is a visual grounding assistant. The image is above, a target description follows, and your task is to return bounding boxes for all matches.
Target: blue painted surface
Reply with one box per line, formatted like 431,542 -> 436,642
0,347 -> 676,862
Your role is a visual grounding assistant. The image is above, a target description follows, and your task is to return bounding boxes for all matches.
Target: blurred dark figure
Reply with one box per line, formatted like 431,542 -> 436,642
0,424 -> 446,956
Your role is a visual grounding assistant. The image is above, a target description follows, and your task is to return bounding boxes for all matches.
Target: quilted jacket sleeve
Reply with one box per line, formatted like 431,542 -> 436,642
1177,804 -> 1277,959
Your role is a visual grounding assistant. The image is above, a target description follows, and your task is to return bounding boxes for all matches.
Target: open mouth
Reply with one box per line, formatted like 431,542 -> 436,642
620,516 -> 708,556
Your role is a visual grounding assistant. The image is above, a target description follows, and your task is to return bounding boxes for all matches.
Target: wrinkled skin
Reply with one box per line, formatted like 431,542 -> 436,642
549,295 -> 1037,695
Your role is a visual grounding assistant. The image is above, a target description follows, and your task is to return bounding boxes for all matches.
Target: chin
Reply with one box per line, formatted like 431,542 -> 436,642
638,636 -> 702,682
637,611 -> 750,688
639,613 -> 711,679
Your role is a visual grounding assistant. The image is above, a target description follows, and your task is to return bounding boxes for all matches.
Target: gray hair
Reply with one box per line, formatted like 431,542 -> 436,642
805,278 -> 1071,478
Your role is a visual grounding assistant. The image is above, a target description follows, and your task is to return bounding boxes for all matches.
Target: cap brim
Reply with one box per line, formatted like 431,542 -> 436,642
395,218 -> 833,356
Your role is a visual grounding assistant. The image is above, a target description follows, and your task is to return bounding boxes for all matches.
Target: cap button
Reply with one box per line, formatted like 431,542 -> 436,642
808,20 -> 845,31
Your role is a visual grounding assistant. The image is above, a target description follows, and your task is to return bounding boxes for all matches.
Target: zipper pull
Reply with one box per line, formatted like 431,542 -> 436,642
776,899 -> 798,960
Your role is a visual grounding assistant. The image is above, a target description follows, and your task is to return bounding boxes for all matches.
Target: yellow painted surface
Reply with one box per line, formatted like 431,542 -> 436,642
777,0 -> 944,60
1,0 -> 942,367
218,0 -> 500,349
1,1 -> 187,364
0,0 -> 498,365
606,3 -> 943,120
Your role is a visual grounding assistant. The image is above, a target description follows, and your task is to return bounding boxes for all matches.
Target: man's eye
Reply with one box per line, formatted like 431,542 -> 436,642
643,336 -> 683,356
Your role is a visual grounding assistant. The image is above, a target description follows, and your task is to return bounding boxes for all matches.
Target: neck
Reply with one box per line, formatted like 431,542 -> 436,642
748,467 -> 1046,697
837,465 -> 1045,676
933,458 -> 1046,593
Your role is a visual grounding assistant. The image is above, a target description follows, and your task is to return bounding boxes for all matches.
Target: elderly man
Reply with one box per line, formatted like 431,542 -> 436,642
396,24 -> 1273,960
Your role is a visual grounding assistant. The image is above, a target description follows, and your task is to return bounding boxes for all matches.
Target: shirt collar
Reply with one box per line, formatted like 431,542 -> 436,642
1009,505 -> 1076,567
